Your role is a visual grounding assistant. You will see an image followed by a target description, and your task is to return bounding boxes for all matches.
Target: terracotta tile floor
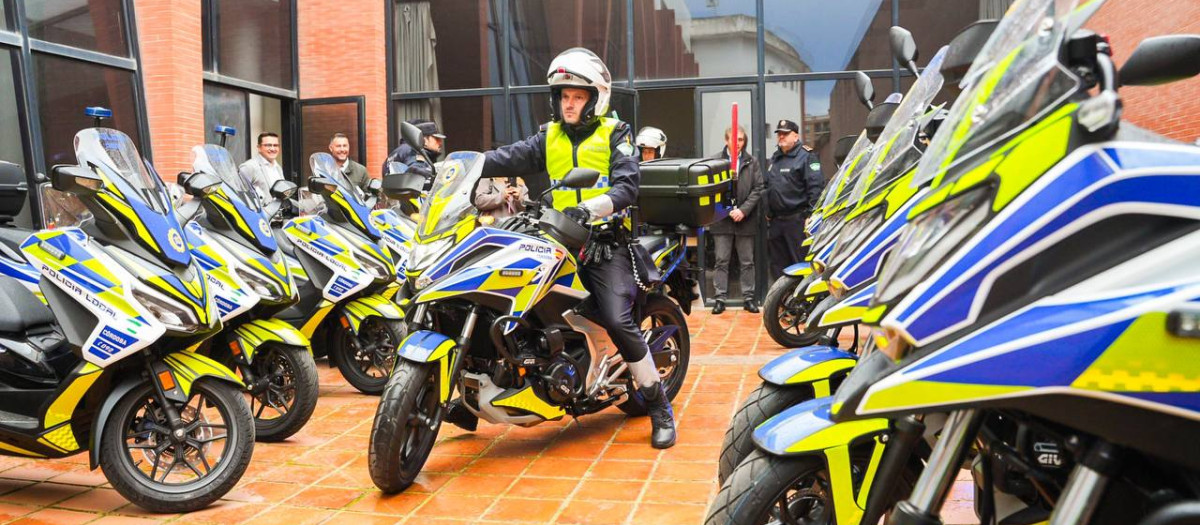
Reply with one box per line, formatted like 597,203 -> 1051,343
0,309 -> 977,524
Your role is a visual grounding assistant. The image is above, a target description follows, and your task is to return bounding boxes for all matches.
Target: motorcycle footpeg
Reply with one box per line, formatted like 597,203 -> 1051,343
444,399 -> 478,432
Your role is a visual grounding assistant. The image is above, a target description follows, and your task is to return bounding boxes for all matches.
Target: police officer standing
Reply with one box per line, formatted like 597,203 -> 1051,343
480,48 -> 676,449
765,119 -> 824,279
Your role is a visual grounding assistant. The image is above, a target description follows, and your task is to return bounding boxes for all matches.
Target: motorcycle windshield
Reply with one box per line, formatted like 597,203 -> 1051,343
310,152 -> 364,200
192,144 -> 277,252
860,46 -> 949,200
417,152 -> 485,239
913,0 -> 1085,190
820,131 -> 872,210
74,128 -> 191,265
192,145 -> 261,212
830,141 -> 877,210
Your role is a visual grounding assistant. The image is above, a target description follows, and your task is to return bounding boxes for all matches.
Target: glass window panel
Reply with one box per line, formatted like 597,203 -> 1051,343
699,90 -> 753,159
634,0 -> 756,80
510,0 -> 628,86
898,0 -> 992,72
216,0 -> 294,88
203,83 -> 250,164
34,53 -> 142,170
249,93 -> 285,171
397,96 -> 503,154
300,102 -> 362,184
637,88 -> 696,158
24,0 -> 130,57
766,77 -> 894,182
762,0 -> 892,74
1,3 -> 9,31
394,0 -> 501,92
0,51 -> 25,171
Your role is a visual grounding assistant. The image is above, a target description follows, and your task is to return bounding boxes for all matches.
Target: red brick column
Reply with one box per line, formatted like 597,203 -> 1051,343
1089,1 -> 1200,143
133,0 -> 204,181
298,0 -> 389,177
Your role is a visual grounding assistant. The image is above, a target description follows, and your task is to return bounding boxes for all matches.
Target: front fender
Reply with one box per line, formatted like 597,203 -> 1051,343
753,397 -> 891,525
233,318 -> 311,363
758,346 -> 856,397
784,262 -> 814,277
342,293 -> 404,334
816,282 -> 876,330
397,330 -> 459,402
90,353 -> 243,470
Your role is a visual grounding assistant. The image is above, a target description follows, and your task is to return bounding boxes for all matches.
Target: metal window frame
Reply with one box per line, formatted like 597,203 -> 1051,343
203,0 -> 299,95
382,0 -> 911,301
2,0 -> 152,227
298,95 -> 369,169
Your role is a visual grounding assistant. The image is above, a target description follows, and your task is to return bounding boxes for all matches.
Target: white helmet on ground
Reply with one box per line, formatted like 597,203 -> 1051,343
546,47 -> 612,124
635,126 -> 667,158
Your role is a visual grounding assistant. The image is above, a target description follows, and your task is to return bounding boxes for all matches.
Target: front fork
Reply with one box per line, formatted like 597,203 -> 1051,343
144,357 -> 186,439
888,409 -> 982,525
410,302 -> 481,404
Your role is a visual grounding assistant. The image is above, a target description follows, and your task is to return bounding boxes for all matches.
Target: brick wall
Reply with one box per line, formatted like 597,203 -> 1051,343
297,0 -> 389,178
1088,0 -> 1200,143
134,0 -> 204,181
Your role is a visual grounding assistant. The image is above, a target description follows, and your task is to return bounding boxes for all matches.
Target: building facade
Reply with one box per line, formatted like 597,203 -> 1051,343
0,0 -> 1196,299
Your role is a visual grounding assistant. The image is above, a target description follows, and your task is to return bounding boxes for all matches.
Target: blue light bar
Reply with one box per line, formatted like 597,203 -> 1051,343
214,125 -> 237,136
85,106 -> 113,118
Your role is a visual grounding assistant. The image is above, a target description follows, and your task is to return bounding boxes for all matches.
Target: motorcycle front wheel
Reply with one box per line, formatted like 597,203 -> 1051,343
331,316 -> 405,395
718,383 -> 816,483
246,345 -> 320,442
763,276 -> 823,348
368,360 -> 443,494
618,294 -> 691,416
101,379 -> 254,513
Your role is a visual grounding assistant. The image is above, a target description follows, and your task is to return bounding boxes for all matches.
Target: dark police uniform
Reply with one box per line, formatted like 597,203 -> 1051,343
765,119 -> 824,279
481,117 -> 652,364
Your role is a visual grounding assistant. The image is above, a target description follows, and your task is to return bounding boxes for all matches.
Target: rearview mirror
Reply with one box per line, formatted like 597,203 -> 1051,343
942,20 -> 999,85
890,26 -> 919,76
382,172 -> 425,199
308,175 -> 339,196
182,171 -> 222,197
853,72 -> 875,109
864,102 -> 900,142
399,121 -> 436,173
1120,35 -> 1200,87
833,135 -> 859,166
367,178 -> 382,195
51,165 -> 104,195
270,179 -> 298,200
561,168 -> 600,189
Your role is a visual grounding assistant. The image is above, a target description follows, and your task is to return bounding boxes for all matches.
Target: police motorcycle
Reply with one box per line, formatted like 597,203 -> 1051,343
368,124 -> 692,493
272,153 -> 405,395
763,73 -> 889,348
0,122 -> 254,512
171,139 -> 319,442
710,1 -> 1200,523
370,162 -> 424,287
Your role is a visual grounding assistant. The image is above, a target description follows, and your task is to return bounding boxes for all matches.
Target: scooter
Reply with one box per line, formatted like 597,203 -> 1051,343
176,138 -> 319,441
273,153 -> 406,394
0,119 -> 254,512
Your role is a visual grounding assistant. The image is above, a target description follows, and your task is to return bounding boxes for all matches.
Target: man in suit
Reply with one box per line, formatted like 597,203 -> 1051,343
330,133 -> 370,193
709,125 -> 764,314
239,132 -> 285,204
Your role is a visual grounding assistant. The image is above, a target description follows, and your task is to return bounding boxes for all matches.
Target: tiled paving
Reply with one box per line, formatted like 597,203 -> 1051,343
0,309 -> 977,524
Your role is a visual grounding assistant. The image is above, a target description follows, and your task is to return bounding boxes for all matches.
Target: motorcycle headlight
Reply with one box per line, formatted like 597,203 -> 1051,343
410,238 -> 452,273
131,282 -> 202,332
235,266 -> 284,301
875,189 -> 991,305
358,251 -> 392,281
826,209 -> 884,271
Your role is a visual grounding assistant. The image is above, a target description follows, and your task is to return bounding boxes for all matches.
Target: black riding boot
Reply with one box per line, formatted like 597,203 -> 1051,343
639,382 -> 676,449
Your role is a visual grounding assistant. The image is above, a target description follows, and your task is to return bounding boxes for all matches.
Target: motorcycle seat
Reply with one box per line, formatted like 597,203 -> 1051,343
0,275 -> 54,334
636,234 -> 669,256
0,227 -> 31,257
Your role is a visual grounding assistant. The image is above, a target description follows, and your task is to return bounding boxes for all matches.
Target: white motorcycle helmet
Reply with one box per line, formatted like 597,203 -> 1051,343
546,47 -> 612,124
635,126 -> 667,159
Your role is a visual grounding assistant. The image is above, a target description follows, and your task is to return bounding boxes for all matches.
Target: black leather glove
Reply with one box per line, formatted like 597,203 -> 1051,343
563,206 -> 591,226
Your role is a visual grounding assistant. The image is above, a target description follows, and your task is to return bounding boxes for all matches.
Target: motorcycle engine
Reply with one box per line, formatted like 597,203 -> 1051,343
542,354 -> 579,405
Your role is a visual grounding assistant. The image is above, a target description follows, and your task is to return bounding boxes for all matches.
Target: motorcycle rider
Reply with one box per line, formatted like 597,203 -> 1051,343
481,47 -> 676,449
635,126 -> 668,161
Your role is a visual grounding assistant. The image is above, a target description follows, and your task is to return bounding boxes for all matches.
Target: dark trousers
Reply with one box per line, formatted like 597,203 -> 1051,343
712,234 -> 756,300
578,247 -> 650,363
767,214 -> 808,279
